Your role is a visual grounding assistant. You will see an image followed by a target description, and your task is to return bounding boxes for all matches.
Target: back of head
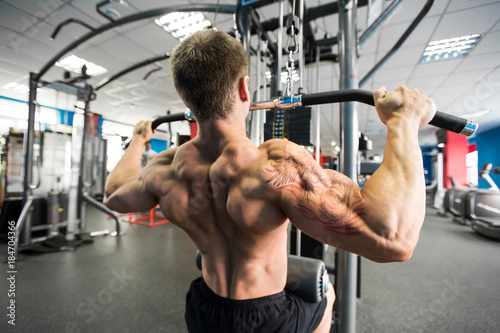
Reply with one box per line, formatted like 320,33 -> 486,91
170,29 -> 248,121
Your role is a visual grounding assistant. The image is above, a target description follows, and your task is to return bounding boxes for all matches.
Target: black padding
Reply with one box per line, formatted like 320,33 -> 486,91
195,252 -> 329,303
286,255 -> 329,303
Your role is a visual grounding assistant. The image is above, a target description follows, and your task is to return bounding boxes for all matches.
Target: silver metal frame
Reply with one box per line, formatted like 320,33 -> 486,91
337,1 -> 359,332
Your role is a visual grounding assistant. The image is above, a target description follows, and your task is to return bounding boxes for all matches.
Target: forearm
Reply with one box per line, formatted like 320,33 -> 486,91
105,137 -> 146,197
361,117 -> 425,258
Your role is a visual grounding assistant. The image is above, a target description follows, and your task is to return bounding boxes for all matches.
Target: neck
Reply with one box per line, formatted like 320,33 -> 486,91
193,111 -> 248,155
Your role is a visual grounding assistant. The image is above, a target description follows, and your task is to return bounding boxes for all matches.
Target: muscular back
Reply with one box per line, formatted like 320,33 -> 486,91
143,137 -> 292,299
106,86 -> 434,302
112,135 -> 369,299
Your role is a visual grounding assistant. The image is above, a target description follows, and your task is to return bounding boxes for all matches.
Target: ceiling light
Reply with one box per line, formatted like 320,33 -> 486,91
55,55 -> 108,76
3,82 -> 30,94
437,143 -> 445,148
155,12 -> 212,41
331,141 -> 336,146
420,34 -> 481,64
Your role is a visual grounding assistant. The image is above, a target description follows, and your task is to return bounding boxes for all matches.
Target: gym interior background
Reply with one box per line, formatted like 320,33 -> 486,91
0,0 -> 499,332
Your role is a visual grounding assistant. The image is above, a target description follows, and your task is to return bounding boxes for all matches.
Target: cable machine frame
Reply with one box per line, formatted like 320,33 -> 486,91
18,2 -> 478,333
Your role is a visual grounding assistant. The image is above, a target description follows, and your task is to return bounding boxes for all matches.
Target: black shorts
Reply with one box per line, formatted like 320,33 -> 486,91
185,277 -> 327,333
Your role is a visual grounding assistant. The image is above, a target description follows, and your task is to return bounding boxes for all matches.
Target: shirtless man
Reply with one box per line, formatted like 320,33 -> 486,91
104,29 -> 436,333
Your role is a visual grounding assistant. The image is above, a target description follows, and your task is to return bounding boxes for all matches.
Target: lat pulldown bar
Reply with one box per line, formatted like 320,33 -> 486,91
151,90 -> 478,136
248,90 -> 478,137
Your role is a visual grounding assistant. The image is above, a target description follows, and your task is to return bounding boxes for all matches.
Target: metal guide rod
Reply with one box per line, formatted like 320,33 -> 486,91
337,0 -> 359,331
260,39 -> 268,146
298,0 -> 305,92
254,30 -> 262,145
241,6 -> 252,138
315,45 -> 321,164
277,0 -> 284,94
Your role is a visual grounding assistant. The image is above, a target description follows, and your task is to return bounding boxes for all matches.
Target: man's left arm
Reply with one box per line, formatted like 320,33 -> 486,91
104,120 -> 158,213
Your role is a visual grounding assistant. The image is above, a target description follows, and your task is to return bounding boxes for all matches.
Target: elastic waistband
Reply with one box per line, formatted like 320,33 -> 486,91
198,277 -> 287,309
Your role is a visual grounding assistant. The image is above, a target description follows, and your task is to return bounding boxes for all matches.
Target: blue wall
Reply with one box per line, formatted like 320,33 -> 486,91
150,138 -> 167,153
470,126 -> 500,189
421,146 -> 439,186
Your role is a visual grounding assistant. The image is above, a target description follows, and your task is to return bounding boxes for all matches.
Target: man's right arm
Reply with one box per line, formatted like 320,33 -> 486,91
264,86 -> 436,263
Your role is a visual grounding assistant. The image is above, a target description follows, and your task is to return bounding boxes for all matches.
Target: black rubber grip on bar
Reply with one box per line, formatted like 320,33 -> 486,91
124,113 -> 189,149
151,113 -> 188,130
301,89 -> 472,135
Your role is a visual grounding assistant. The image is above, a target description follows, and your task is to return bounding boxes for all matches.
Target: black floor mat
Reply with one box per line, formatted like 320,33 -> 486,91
18,233 -> 94,254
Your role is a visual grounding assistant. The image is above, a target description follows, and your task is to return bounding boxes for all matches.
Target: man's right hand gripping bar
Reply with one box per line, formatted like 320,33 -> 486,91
248,89 -> 478,137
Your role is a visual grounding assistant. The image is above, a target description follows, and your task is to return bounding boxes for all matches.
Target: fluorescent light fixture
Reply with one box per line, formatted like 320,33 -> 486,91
56,54 -> 108,76
420,34 -> 481,64
155,12 -> 212,41
3,82 -> 30,94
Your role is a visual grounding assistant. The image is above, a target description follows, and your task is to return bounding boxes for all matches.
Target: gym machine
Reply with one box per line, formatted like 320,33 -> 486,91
468,164 -> 500,240
440,163 -> 500,241
151,1 -> 477,331
17,1 -> 480,332
445,164 -> 500,240
14,78 -> 123,258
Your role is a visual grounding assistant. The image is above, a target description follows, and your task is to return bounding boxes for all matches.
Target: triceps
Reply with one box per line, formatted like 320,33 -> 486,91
264,151 -> 366,236
294,188 -> 366,236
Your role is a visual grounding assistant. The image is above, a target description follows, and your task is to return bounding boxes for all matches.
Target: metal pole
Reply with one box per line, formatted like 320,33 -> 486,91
260,40 -> 268,145
337,1 -> 359,332
78,86 -> 92,234
254,30 -> 262,145
298,0 -> 305,93
241,6 -> 252,138
277,0 -> 284,94
66,110 -> 83,241
315,45 -> 321,164
23,73 -> 37,204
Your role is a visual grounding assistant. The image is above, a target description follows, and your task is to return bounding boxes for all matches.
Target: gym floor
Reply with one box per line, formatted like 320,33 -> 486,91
1,205 -> 499,333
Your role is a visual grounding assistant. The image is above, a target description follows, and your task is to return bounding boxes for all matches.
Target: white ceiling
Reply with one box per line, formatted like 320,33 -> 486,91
0,0 -> 499,156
